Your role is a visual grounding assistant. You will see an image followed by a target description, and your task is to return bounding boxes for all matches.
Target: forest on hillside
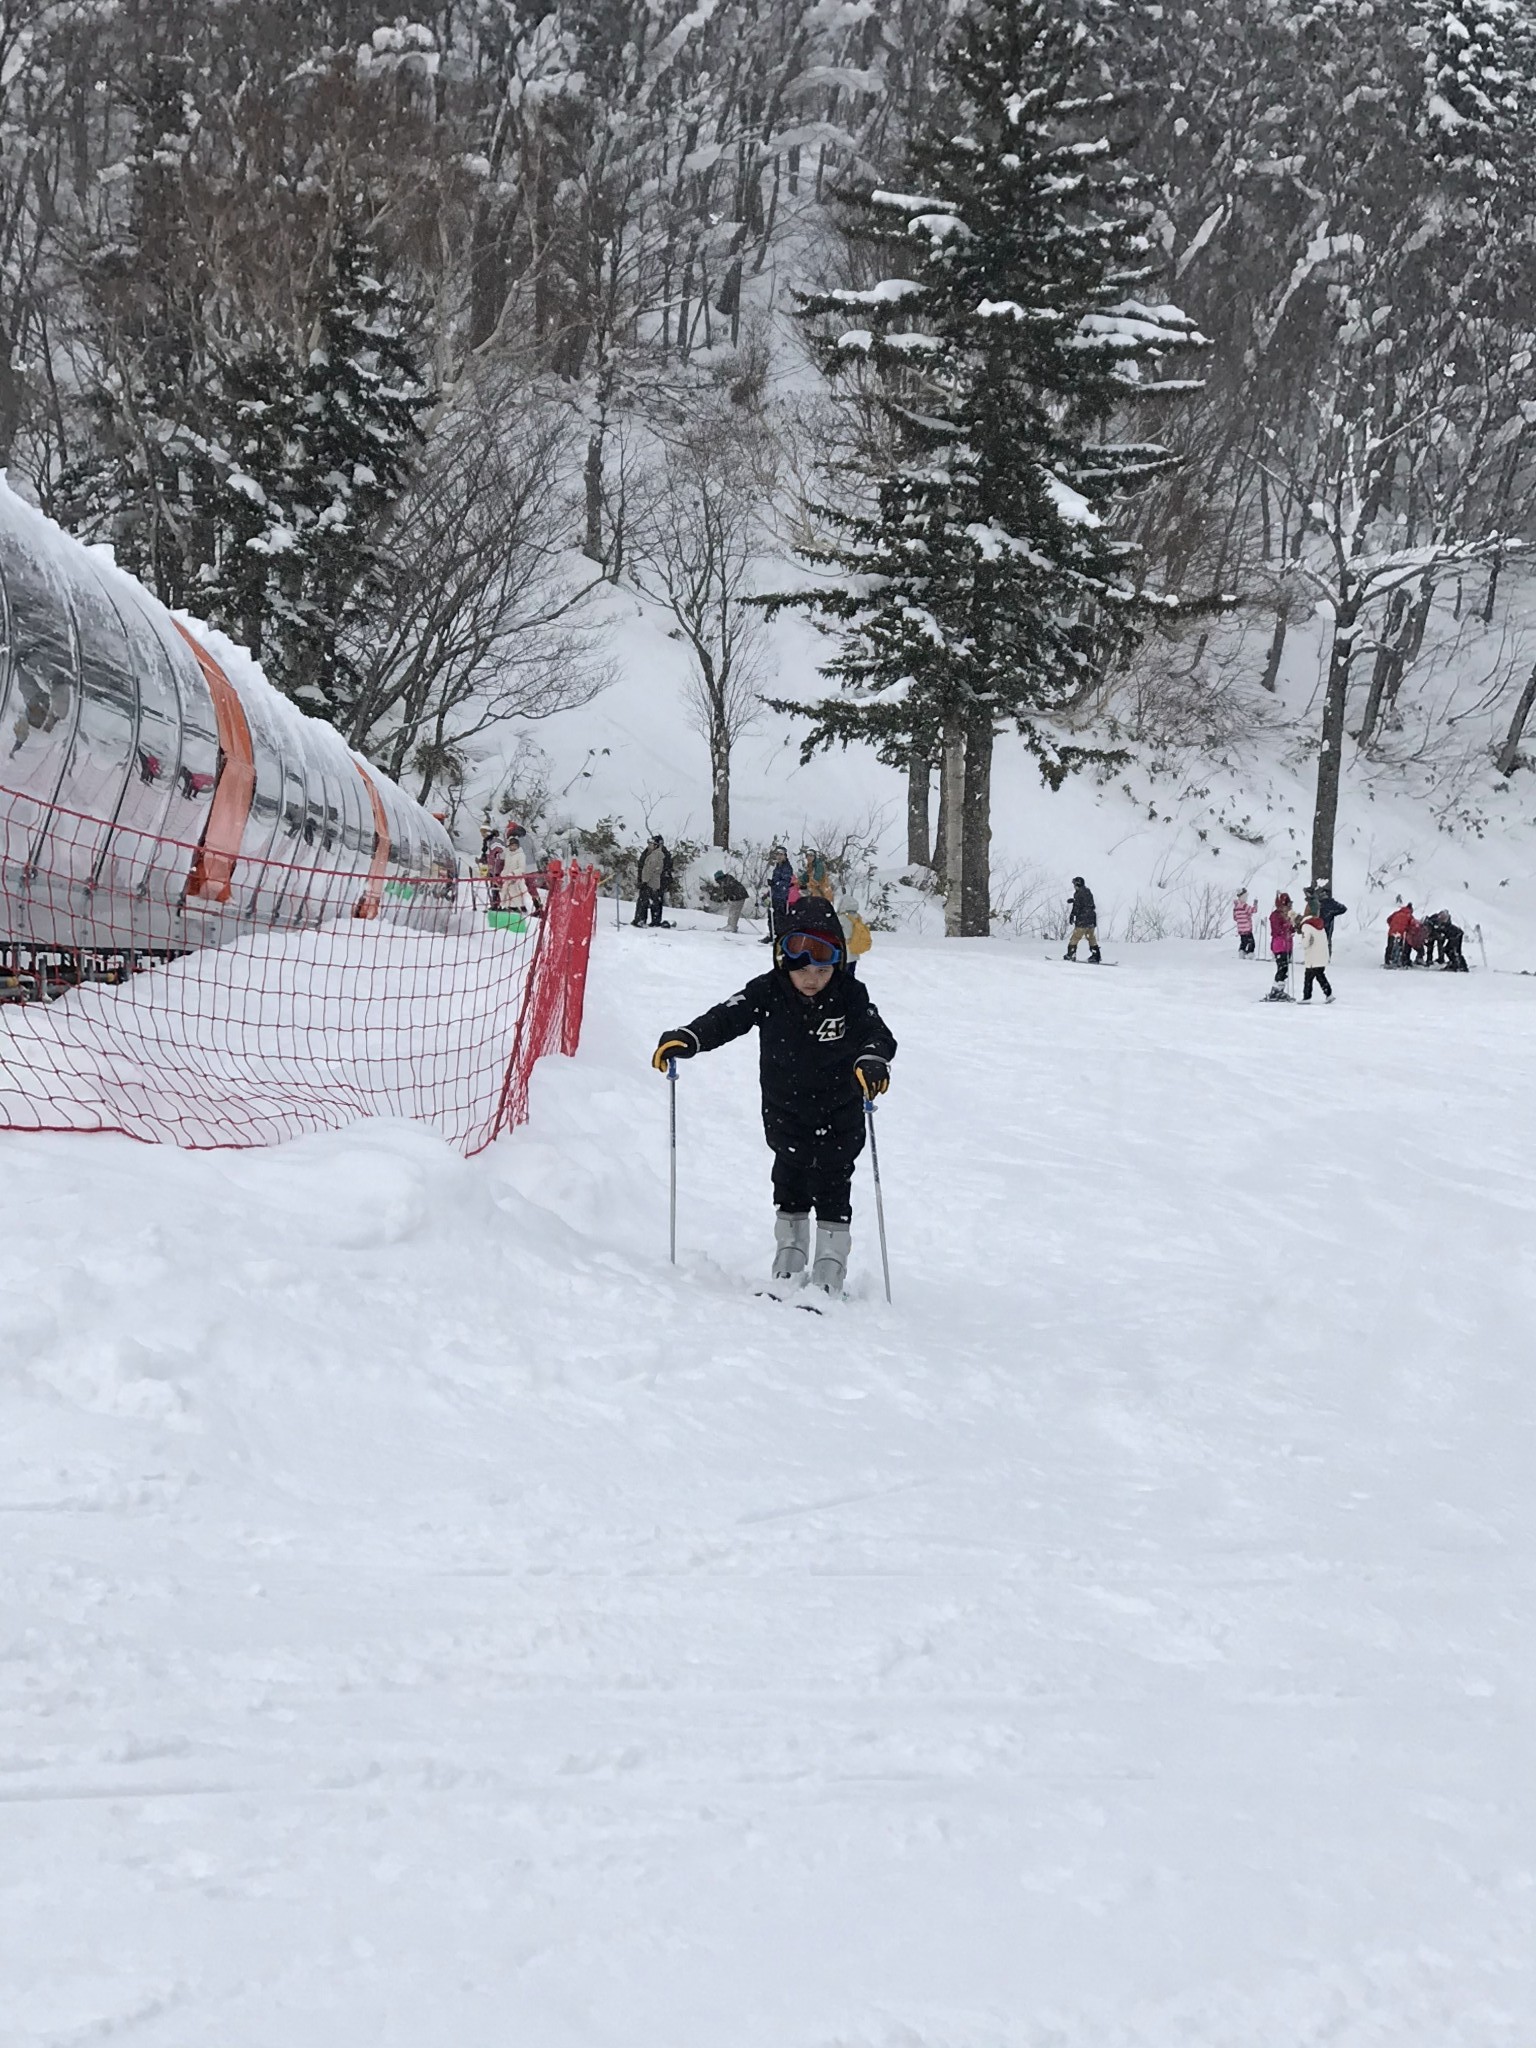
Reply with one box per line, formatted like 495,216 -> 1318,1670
3,0 -> 1535,927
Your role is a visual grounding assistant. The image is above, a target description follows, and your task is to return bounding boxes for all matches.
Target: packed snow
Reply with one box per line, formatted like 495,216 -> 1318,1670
4,914 -> 1535,2044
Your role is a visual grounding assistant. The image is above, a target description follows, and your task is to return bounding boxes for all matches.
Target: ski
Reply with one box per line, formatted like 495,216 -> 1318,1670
755,1289 -> 824,1314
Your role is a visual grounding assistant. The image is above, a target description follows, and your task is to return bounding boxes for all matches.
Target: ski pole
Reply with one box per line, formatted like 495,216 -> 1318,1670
865,1098 -> 892,1305
668,1057 -> 678,1264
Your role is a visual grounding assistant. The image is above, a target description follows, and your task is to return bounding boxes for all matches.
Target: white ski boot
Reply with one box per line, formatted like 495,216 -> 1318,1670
772,1210 -> 811,1283
810,1219 -> 852,1297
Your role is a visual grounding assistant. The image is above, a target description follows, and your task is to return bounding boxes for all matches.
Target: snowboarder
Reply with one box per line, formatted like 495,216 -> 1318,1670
1385,902 -> 1415,968
1267,892 -> 1298,998
1232,888 -> 1258,956
1300,909 -> 1334,1003
634,835 -> 668,928
1064,877 -> 1100,962
651,896 -> 896,1297
713,868 -> 749,933
765,847 -> 795,943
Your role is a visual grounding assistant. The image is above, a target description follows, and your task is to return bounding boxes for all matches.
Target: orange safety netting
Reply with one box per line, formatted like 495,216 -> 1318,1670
0,791 -> 599,1154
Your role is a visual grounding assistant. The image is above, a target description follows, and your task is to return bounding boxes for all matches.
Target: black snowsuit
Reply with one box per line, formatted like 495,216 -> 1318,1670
675,966 -> 897,1223
1425,912 -> 1469,971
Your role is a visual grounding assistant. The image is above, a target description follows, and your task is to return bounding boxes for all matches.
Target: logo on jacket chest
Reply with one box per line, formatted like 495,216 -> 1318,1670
813,1015 -> 846,1043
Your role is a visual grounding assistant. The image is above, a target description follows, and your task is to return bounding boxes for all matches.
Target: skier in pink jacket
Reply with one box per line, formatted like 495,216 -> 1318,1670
1266,892 -> 1299,1000
1232,888 -> 1258,956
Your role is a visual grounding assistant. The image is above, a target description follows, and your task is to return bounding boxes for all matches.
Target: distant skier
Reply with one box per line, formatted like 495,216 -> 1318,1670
1232,887 -> 1258,956
483,833 -> 506,913
1300,908 -> 1334,1003
800,849 -> 835,903
842,900 -> 874,977
1064,877 -> 1101,963
651,896 -> 896,1298
504,822 -> 542,919
765,847 -> 795,943
634,834 -> 668,928
1267,892 -> 1298,999
1385,902 -> 1415,968
713,868 -> 749,933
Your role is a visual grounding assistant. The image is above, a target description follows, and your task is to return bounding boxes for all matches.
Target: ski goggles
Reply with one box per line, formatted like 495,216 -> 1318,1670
782,930 -> 842,966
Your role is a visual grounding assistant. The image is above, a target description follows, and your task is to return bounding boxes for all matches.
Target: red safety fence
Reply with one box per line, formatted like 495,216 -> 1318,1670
0,790 -> 600,1154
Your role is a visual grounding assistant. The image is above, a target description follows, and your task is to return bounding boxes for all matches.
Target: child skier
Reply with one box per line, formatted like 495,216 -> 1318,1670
1232,887 -> 1258,955
651,897 -> 896,1297
1267,892 -> 1298,999
1299,908 -> 1334,1003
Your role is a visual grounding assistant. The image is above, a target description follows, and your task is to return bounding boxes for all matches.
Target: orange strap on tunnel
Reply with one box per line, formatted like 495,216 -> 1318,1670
352,761 -> 390,918
174,622 -> 256,905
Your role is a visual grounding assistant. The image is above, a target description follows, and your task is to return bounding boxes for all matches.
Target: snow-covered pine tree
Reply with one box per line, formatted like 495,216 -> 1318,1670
204,347 -> 302,662
774,0 -> 1207,935
205,233 -> 429,725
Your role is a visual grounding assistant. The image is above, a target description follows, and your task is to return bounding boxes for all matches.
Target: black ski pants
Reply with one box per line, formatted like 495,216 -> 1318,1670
1238,931 -> 1256,955
1272,952 -> 1291,987
634,883 -> 665,927
772,1144 -> 859,1224
1303,967 -> 1332,1001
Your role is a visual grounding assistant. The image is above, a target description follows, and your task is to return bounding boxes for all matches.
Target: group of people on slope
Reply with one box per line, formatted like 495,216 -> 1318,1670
478,820 -> 542,919
1384,902 -> 1469,972
1232,887 -> 1343,1003
762,847 -> 873,966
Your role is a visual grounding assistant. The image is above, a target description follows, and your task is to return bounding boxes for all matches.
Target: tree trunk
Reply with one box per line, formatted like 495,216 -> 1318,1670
1495,660 -> 1536,777
958,710 -> 993,937
710,720 -> 731,848
1258,611 -> 1286,693
906,751 -> 931,866
1356,587 -> 1407,749
1309,594 -> 1358,894
932,746 -> 949,883
583,427 -> 604,564
940,717 -> 965,936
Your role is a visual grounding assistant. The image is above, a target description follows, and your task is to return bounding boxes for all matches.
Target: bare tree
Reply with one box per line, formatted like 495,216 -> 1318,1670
627,402 -> 776,846
342,382 -> 611,801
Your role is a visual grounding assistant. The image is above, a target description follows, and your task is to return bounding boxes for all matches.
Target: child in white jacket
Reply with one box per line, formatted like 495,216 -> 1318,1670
1300,913 -> 1334,1003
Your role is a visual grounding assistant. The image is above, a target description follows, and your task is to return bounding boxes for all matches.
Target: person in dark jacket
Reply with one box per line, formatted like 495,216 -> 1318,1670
634,835 -> 668,927
1424,910 -> 1469,971
1316,891 -> 1346,944
765,847 -> 795,943
652,896 -> 896,1296
713,868 -> 749,933
1065,877 -> 1101,963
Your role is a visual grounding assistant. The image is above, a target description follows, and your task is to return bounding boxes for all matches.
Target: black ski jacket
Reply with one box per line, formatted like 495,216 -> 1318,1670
1070,884 -> 1096,927
675,968 -> 896,1160
715,874 -> 749,902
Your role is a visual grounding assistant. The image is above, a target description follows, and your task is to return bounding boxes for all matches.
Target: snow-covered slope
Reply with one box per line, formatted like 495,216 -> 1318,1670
4,920 -> 1534,2043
